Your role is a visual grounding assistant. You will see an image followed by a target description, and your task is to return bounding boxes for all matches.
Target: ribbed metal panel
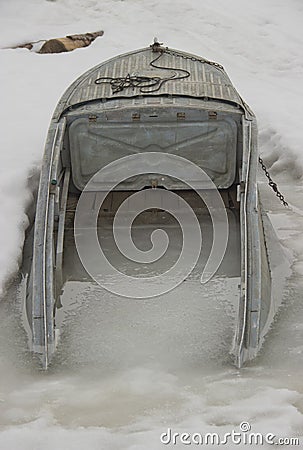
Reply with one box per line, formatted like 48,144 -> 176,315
64,47 -> 242,111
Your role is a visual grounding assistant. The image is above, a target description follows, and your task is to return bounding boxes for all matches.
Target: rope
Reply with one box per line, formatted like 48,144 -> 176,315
94,49 -> 190,94
95,73 -> 165,94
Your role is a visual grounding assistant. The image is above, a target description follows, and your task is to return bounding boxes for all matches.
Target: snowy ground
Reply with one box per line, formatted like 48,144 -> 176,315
0,1 -> 303,449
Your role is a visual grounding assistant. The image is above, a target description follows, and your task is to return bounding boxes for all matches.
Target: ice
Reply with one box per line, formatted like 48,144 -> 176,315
1,0 -> 303,292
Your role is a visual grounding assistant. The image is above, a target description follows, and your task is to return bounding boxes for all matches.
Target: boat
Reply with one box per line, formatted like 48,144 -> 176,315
23,40 -> 288,369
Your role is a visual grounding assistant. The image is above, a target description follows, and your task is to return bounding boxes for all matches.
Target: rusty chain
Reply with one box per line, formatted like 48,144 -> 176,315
162,48 -> 224,69
258,157 -> 288,207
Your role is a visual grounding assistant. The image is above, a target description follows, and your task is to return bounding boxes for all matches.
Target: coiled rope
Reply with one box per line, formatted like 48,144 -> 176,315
94,50 -> 190,94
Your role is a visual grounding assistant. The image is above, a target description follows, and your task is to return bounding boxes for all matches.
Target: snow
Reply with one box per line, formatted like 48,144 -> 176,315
0,0 -> 303,448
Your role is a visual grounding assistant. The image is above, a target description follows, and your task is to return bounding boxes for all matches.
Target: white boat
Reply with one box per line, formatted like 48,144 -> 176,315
24,40 -> 288,369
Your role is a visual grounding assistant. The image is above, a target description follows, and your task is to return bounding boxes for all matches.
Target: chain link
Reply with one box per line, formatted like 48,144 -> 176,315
163,48 -> 224,69
258,157 -> 288,207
